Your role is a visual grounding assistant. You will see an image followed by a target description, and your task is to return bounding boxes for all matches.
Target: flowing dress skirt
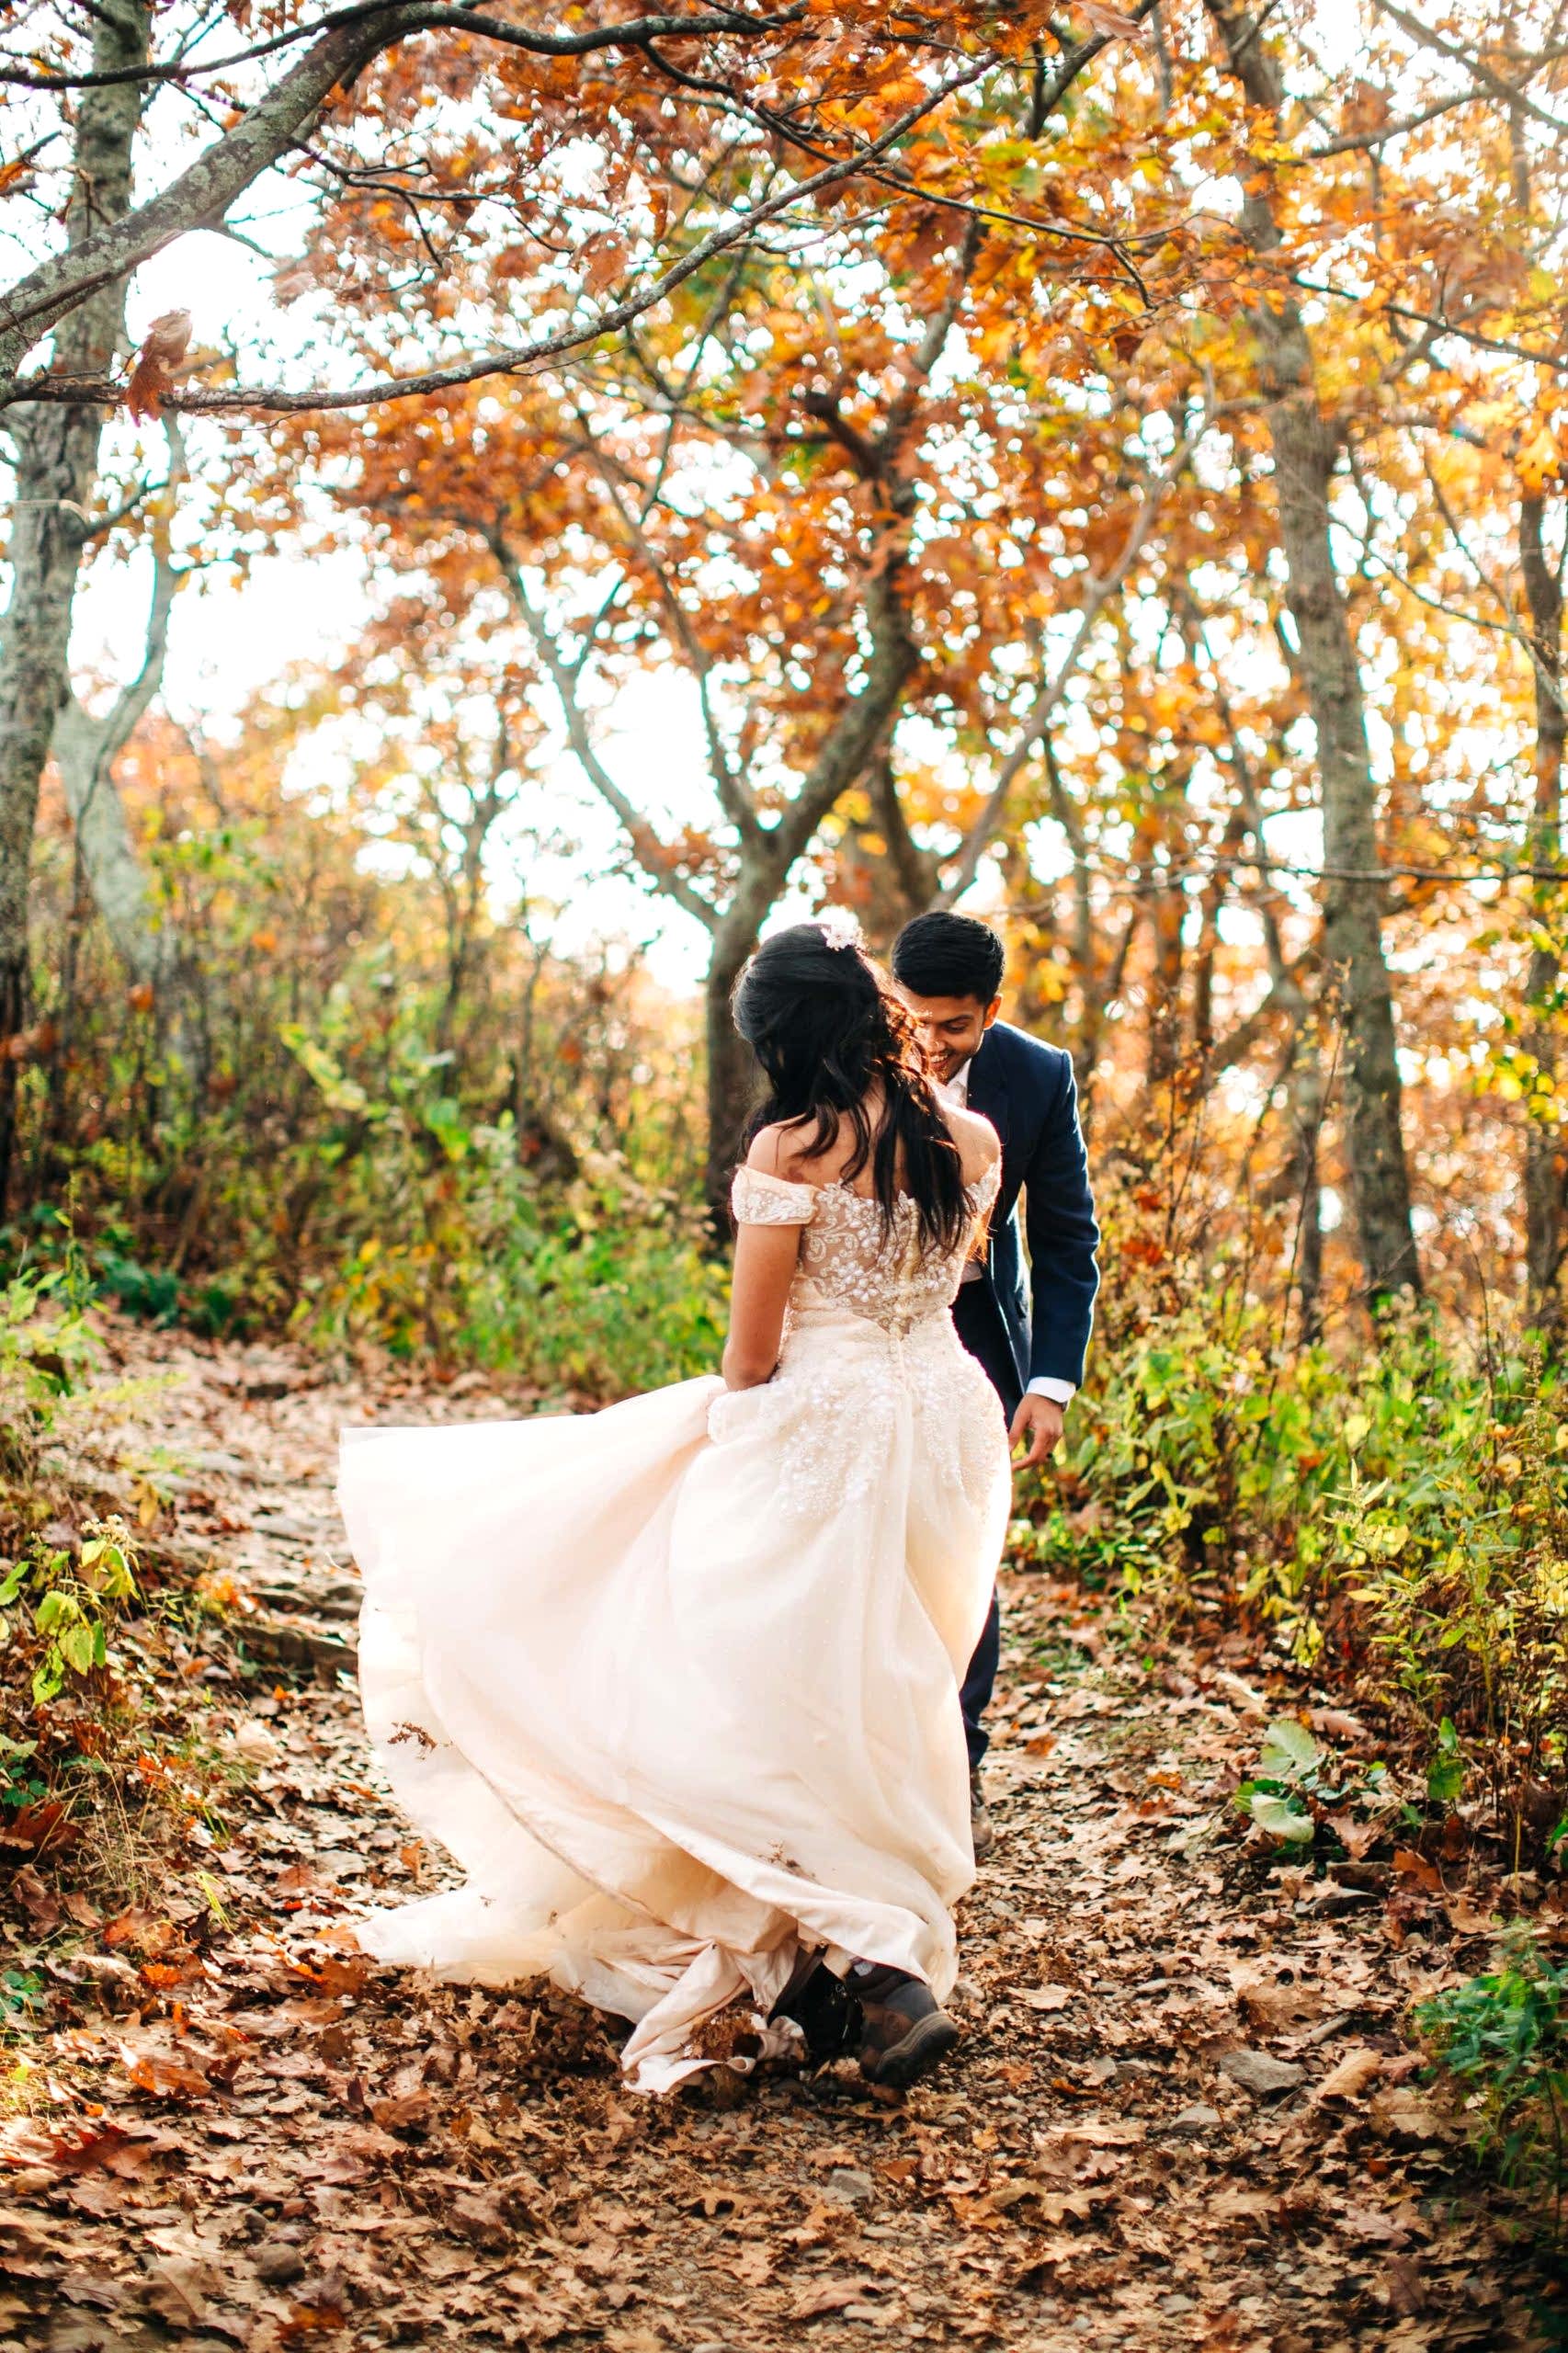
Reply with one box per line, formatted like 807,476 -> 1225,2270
339,1312 -> 1009,2092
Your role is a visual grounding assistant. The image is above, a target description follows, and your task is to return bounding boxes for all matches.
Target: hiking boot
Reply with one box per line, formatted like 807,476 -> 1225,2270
771,1960 -> 861,2063
848,1962 -> 960,2089
970,1768 -> 994,1861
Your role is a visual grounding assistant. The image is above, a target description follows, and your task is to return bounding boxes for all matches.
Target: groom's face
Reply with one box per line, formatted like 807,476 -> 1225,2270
896,989 -> 1001,1086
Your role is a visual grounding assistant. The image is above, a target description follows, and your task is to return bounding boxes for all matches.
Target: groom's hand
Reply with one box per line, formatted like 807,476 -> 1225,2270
1008,1393 -> 1064,1470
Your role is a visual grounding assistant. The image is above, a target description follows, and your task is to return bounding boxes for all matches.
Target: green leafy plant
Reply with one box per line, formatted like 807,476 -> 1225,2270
1428,1715 -> 1467,1806
0,1227 -> 97,1462
1234,1716 -> 1324,1844
1232,1715 -> 1392,1848
0,1730 -> 41,1814
0,1517 -> 141,1704
1049,1282 -> 1568,1851
1,1970 -> 45,2032
94,1250 -> 181,1326
1417,1930 -> 1568,2232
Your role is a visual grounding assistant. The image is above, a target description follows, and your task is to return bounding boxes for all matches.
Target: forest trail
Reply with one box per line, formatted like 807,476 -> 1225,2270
3,1324 -> 1556,2353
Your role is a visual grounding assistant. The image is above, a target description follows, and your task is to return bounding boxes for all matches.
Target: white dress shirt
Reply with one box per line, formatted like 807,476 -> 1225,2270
941,1057 -> 1074,1408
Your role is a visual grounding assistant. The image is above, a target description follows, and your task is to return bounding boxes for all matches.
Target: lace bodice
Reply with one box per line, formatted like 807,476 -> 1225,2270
732,1160 -> 1000,1336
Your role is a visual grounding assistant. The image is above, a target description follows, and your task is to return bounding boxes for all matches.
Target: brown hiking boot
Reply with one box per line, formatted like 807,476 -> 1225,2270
771,1959 -> 861,2063
848,1963 -> 960,2089
970,1768 -> 994,1861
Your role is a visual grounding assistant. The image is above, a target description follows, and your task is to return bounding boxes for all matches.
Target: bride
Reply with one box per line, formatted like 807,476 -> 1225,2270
337,915 -> 1012,2094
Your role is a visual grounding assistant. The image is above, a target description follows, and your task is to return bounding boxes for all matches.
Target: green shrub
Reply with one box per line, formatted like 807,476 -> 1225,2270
1051,1293 -> 1568,1842
0,1518 -> 141,1705
1417,1931 -> 1568,2233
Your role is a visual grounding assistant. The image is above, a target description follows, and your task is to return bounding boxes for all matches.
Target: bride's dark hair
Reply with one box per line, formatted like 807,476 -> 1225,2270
732,921 -> 969,1254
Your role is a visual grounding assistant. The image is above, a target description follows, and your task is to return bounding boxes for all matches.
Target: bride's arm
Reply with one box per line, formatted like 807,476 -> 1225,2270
722,1221 -> 802,1390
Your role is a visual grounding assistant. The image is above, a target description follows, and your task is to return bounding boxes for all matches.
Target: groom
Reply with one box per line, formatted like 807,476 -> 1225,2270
892,912 -> 1100,1859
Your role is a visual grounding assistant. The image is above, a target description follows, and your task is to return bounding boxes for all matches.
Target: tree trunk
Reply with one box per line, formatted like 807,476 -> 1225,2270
1520,486 -> 1566,1328
1267,363 -> 1418,1302
1205,0 -> 1420,1304
1144,862 -> 1186,1092
49,416 -> 187,993
0,0 -> 147,1204
53,700 -> 172,986
1289,1046 -> 1325,1347
704,930 -> 762,1229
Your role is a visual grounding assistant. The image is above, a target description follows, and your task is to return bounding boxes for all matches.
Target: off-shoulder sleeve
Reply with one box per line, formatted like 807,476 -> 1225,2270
731,1165 -> 818,1227
969,1157 -> 1002,1216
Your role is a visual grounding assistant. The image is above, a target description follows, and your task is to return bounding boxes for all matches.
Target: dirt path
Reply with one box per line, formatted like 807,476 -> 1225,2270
3,1326 -> 1556,2352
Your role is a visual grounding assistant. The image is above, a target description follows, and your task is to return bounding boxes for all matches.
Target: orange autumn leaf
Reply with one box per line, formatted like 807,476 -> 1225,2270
126,309 -> 192,420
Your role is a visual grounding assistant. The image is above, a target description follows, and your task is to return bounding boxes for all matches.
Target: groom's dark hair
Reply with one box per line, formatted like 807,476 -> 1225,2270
892,912 -> 1005,1006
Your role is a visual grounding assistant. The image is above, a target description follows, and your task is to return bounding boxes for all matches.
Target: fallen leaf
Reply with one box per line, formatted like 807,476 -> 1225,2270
1047,2120 -> 1145,2147
1369,2086 -> 1443,2144
1316,2046 -> 1386,2102
1323,1809 -> 1381,1860
1209,2186 -> 1278,2223
790,2279 -> 874,2322
11,1865 -> 61,1934
1337,2201 -> 1415,2247
368,2092 -> 430,2131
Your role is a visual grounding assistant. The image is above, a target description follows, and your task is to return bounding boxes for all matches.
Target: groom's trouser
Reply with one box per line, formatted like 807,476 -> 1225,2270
952,1284 -> 1023,1771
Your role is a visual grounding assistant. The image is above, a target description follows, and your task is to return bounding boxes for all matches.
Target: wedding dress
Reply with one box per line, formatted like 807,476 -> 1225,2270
338,1158 -> 1010,2092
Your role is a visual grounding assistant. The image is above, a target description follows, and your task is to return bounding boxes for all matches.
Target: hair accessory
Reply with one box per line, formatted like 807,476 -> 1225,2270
812,907 -> 861,952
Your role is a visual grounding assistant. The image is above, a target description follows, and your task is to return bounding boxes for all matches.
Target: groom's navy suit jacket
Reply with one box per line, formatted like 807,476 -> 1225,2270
961,1021 -> 1100,1406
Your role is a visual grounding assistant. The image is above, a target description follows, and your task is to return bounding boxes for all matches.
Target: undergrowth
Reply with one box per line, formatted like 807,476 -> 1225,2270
1013,1291 -> 1568,1864
0,1245 -> 235,2016
1417,1931 -> 1568,2240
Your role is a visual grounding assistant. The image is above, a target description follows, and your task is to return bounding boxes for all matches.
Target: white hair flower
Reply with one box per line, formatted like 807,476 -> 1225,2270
813,907 -> 861,952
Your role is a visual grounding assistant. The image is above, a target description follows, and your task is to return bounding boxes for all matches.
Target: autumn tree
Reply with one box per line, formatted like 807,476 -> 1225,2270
0,0 -> 147,1196
5,0 -> 1133,1204
236,12 -> 1205,1212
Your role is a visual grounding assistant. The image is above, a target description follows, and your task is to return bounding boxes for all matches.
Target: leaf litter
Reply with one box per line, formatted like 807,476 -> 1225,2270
0,1320 -> 1562,2351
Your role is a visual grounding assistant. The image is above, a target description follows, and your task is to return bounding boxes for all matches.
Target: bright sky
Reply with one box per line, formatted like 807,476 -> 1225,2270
62,225 -> 722,989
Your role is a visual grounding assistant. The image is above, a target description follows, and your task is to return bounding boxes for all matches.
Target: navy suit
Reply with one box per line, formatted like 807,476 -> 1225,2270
953,1021 -> 1099,1764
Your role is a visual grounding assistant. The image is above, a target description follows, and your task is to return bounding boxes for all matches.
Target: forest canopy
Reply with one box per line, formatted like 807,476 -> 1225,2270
4,0 -> 1564,1324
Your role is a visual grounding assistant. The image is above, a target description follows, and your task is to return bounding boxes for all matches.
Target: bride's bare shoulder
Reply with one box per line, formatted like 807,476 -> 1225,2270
945,1101 -> 1001,1185
745,1122 -> 818,1183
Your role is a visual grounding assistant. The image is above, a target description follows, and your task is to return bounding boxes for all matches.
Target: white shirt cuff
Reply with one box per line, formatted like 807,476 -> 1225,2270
1027,1377 -> 1075,1405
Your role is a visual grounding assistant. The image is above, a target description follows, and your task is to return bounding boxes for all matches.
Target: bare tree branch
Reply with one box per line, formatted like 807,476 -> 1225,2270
484,525 -> 722,936
1304,43 -> 1568,156
938,407 -> 1214,904
0,3 -> 805,89
1372,0 -> 1568,137
3,55 -> 989,409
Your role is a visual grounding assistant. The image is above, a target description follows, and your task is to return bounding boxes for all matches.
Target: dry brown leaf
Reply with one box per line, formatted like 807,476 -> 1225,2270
1338,2201 -> 1416,2246
1077,0 -> 1149,40
368,2092 -> 431,2130
126,309 -> 192,420
1048,2120 -> 1145,2148
1316,2046 -> 1385,2103
1322,1809 -> 1381,1860
1368,2085 -> 1443,2144
1309,1709 -> 1369,1743
789,2279 -> 874,2322
1210,2186 -> 1278,2223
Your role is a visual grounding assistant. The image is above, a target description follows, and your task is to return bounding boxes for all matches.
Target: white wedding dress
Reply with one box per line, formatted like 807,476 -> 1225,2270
338,1159 -> 1010,2092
